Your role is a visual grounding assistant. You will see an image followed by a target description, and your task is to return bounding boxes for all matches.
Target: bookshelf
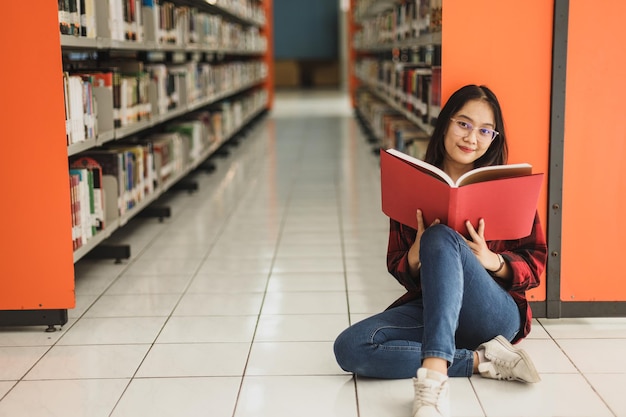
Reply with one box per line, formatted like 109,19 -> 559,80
349,0 -> 553,313
349,0 -> 442,157
63,0 -> 273,264
0,0 -> 273,329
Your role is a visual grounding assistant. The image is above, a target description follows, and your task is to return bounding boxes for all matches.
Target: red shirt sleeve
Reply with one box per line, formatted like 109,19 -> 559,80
386,219 -> 421,293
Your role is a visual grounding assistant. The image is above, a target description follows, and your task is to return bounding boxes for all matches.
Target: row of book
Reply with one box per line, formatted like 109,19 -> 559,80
211,0 -> 266,25
58,0 -> 96,37
353,0 -> 442,47
355,58 -> 441,128
59,0 -> 267,52
147,3 -> 267,51
63,60 -> 267,145
69,88 -> 268,250
356,89 -> 430,160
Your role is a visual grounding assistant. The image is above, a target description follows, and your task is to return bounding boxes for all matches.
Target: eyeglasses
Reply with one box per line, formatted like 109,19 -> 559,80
449,118 -> 499,142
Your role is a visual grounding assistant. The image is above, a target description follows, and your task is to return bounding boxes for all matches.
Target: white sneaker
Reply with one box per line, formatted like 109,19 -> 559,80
477,335 -> 541,383
412,368 -> 450,417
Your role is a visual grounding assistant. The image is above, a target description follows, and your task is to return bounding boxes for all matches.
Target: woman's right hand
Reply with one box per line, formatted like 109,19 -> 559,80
408,209 -> 440,275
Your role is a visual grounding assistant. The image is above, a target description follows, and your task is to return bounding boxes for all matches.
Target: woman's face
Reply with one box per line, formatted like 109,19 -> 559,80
443,99 -> 496,173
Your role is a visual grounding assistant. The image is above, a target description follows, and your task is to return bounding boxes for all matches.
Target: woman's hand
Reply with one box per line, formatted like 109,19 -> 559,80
463,219 -> 502,272
408,209 -> 440,275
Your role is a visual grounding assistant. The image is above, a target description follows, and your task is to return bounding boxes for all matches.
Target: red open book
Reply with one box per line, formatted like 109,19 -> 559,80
380,148 -> 544,241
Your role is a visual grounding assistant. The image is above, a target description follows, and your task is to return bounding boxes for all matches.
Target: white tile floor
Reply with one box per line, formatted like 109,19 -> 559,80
1,89 -> 626,417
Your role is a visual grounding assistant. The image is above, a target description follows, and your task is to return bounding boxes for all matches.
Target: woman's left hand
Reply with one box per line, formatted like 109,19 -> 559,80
463,219 -> 500,271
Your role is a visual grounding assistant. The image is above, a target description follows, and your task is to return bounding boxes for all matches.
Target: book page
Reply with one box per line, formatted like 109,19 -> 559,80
456,163 -> 533,186
386,148 -> 455,186
385,148 -> 534,188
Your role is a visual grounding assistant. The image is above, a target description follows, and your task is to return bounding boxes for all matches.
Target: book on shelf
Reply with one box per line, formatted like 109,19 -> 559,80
105,144 -> 147,209
68,0 -> 80,36
63,72 -> 87,145
61,0 -> 266,47
71,156 -> 106,231
59,0 -> 71,35
71,69 -> 122,129
380,148 -> 544,241
413,0 -> 431,36
104,60 -> 152,124
140,141 -> 156,196
428,66 -> 441,125
394,126 -> 429,158
80,0 -> 96,38
404,67 -> 430,116
69,168 -> 94,245
58,0 -> 96,37
65,71 -> 101,144
141,133 -> 182,186
145,64 -> 172,115
383,118 -> 414,150
429,0 -> 442,32
69,172 -> 82,249
106,0 -> 128,41
166,120 -> 206,163
62,72 -> 72,144
77,150 -> 126,217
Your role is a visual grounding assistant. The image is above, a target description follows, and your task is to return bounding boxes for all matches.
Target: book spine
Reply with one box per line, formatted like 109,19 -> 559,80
74,174 -> 82,248
85,0 -> 96,38
116,153 -> 126,216
93,180 -> 104,230
123,151 -> 133,210
87,169 -> 96,236
63,72 -> 71,145
112,68 -> 122,128
59,0 -> 71,35
70,75 -> 86,143
68,0 -> 80,36
69,174 -> 77,250
80,0 -> 87,36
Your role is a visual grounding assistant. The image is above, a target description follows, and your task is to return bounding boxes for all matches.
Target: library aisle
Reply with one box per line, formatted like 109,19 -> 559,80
1,90 -> 626,417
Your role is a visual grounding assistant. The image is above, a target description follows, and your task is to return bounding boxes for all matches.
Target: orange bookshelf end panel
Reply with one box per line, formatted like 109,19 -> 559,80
0,2 -> 75,310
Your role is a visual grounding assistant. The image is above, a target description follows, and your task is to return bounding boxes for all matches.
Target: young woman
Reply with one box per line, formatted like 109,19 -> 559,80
334,85 -> 548,417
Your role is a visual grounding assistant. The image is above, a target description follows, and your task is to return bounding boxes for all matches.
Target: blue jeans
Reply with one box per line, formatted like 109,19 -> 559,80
334,224 -> 521,378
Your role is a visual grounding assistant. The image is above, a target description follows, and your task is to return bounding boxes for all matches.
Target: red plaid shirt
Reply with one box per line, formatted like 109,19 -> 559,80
386,212 -> 547,343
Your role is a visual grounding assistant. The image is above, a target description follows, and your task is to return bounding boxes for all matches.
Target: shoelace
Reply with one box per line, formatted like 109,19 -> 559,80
414,380 -> 443,407
486,357 -> 517,380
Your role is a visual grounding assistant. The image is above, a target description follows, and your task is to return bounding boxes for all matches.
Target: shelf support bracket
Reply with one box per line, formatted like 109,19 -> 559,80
0,309 -> 68,332
84,244 -> 131,264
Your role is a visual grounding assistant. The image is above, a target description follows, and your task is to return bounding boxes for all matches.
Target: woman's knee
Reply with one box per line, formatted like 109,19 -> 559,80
420,224 -> 460,255
422,224 -> 456,242
333,326 -> 361,371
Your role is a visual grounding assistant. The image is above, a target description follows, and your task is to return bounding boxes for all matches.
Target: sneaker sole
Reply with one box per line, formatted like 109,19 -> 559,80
493,335 -> 541,383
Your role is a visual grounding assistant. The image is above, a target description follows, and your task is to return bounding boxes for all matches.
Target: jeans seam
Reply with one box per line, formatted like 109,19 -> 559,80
369,325 -> 423,345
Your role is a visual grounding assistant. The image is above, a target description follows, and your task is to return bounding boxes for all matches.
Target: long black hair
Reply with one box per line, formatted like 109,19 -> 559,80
424,85 -> 508,169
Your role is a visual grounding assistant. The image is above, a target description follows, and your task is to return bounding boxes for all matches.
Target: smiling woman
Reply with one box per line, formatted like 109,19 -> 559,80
425,85 -> 508,174
333,84 -> 547,417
